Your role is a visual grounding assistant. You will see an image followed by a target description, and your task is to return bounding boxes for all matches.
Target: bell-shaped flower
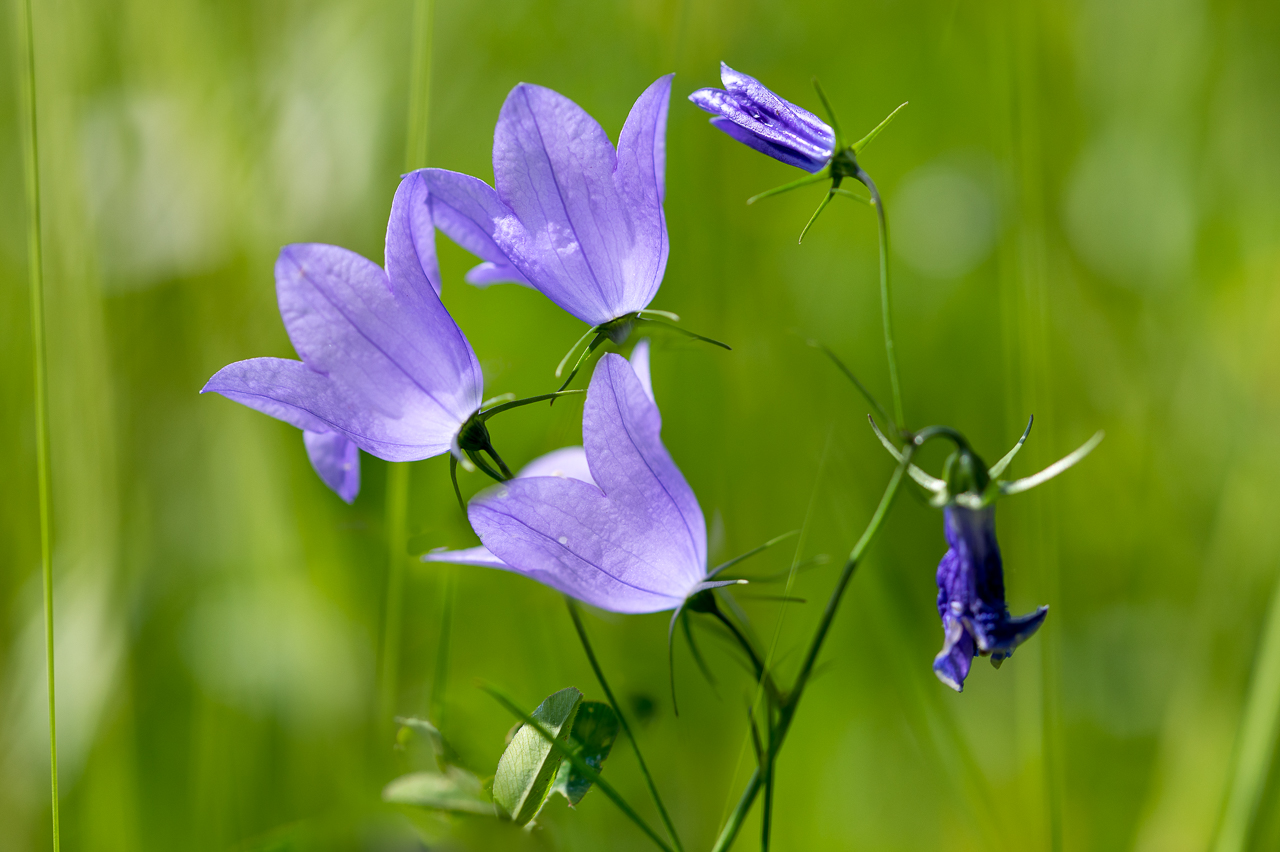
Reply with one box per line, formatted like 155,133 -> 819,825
425,342 -> 733,614
932,504 -> 1048,691
421,75 -> 673,330
689,62 -> 836,174
201,172 -> 484,503
869,416 -> 1103,691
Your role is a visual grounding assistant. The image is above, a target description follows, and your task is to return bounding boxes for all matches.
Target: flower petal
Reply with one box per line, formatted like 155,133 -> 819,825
709,117 -> 829,173
420,168 -> 533,288
610,74 -> 672,308
385,170 -> 442,298
465,354 -> 704,613
492,81 -> 667,325
303,430 -> 361,503
275,242 -> 483,444
421,545 -> 508,569
933,614 -> 975,692
629,337 -> 654,404
517,446 -> 594,483
202,357 -> 451,461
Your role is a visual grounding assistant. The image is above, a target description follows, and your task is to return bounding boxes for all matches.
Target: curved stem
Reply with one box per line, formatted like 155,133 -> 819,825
566,600 -> 684,852
710,449 -> 914,852
711,608 -> 783,708
18,0 -> 58,845
854,166 -> 905,429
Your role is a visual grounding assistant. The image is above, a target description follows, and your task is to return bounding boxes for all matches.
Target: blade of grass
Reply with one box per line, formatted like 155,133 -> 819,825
16,0 -> 59,845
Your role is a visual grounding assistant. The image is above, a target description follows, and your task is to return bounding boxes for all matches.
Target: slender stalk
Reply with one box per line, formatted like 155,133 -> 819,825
710,608 -> 783,707
377,462 -> 410,723
854,167 -> 904,429
484,684 -> 674,852
16,0 -> 58,846
403,0 -> 435,171
711,450 -> 913,852
378,0 -> 434,733
428,568 -> 455,725
566,599 -> 684,852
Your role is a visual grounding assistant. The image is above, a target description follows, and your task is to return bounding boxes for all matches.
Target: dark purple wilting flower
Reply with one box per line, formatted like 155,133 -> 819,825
201,172 -> 485,504
425,343 -> 736,614
869,417 -> 1103,691
421,76 -> 673,330
689,62 -> 836,174
933,505 -> 1048,692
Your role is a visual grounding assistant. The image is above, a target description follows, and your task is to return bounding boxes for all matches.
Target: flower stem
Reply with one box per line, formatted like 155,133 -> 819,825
566,599 -> 685,852
377,462 -> 410,725
854,166 -> 905,430
710,448 -> 914,852
17,0 -> 58,846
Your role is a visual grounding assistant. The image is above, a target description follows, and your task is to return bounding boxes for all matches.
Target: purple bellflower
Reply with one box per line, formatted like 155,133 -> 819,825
870,417 -> 1104,691
422,76 -> 672,331
690,62 -> 908,242
424,341 -> 737,614
202,172 -> 488,504
689,62 -> 836,174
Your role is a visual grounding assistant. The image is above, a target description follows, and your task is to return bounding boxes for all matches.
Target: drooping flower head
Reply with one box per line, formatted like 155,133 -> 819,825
423,75 -> 673,330
201,172 -> 484,503
869,417 -> 1103,691
689,62 -> 836,174
425,341 -> 733,614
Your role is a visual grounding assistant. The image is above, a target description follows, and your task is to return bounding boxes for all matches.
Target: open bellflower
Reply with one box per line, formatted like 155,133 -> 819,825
688,62 -> 835,173
421,75 -> 673,330
425,342 -> 733,614
202,172 -> 484,503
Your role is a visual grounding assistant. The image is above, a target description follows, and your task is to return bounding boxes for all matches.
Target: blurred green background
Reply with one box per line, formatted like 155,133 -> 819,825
4,0 -> 1280,849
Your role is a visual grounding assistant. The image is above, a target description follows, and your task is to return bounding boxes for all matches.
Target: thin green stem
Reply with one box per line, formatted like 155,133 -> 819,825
566,599 -> 684,852
428,568 -> 455,726
403,0 -> 434,171
483,684 -> 674,852
854,167 -> 905,429
17,0 -> 58,846
710,449 -> 914,852
710,607 -> 783,708
377,462 -> 411,724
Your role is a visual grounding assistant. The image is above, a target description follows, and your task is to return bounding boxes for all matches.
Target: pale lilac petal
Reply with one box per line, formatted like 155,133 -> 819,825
421,545 -> 508,569
933,613 -> 974,692
517,446 -> 594,484
466,353 -> 705,613
275,243 -> 483,443
629,338 -> 654,404
420,168 -> 533,288
610,74 -> 673,310
490,80 -> 671,326
385,170 -> 442,297
304,430 -> 360,503
202,357 -> 451,461
492,83 -> 622,325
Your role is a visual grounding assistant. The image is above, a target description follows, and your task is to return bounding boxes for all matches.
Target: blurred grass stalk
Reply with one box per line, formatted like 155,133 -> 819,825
377,0 -> 437,729
15,0 -> 60,846
1212,571 -> 1280,852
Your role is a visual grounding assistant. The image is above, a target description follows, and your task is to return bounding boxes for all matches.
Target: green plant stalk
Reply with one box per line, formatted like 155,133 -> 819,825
1212,567 -> 1280,852
853,167 -> 904,429
428,567 -> 455,726
566,599 -> 684,852
711,450 -> 913,852
377,462 -> 410,724
483,684 -> 674,852
377,0 -> 435,729
16,0 -> 58,846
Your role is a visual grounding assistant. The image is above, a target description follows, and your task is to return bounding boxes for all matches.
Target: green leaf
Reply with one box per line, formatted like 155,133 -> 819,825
493,686 -> 583,825
383,767 -> 496,816
552,700 -> 620,806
